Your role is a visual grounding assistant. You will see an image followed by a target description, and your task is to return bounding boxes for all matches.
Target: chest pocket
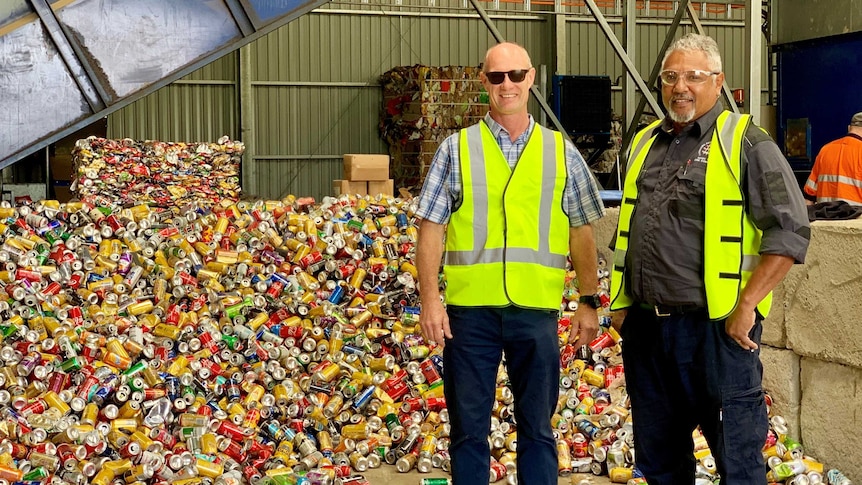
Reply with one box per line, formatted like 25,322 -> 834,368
672,161 -> 706,220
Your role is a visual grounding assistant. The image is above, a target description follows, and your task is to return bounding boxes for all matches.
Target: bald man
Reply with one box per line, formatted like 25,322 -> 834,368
416,42 -> 605,484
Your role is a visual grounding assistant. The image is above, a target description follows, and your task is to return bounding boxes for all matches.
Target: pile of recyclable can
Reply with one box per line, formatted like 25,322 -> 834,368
70,136 -> 243,208
0,191 -> 852,485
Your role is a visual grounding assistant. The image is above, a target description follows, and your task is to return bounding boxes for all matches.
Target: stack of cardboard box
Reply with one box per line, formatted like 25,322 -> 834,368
379,65 -> 488,190
333,154 -> 394,196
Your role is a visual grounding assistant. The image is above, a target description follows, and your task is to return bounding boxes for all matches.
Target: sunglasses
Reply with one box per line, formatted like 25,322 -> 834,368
484,69 -> 531,85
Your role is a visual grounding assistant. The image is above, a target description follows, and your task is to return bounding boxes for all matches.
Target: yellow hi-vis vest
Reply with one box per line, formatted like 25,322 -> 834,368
609,111 -> 772,319
443,121 -> 570,310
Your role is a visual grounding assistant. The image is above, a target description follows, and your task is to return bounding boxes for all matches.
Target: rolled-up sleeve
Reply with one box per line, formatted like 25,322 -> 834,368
416,134 -> 459,224
745,135 -> 811,263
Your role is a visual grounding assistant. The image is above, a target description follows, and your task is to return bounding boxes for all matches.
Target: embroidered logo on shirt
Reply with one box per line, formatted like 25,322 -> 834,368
693,142 -> 710,164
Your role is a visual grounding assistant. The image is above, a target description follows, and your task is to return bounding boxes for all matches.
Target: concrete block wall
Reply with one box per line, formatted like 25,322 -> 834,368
592,209 -> 862,481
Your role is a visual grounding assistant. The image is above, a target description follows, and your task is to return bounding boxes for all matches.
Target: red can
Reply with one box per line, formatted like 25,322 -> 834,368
571,434 -> 589,458
420,359 -> 442,385
300,251 -> 323,268
215,420 -> 249,441
220,438 -> 247,462
384,378 -> 410,401
177,271 -> 198,287
490,459 -> 507,481
42,281 -> 62,296
15,268 -> 41,282
151,427 -> 177,449
68,306 -> 84,326
243,465 -> 261,483
605,364 -> 624,387
426,397 -> 446,412
7,442 -> 28,459
68,272 -> 84,289
266,281 -> 285,299
268,308 -> 292,326
48,372 -> 68,393
401,397 -> 425,413
119,441 -> 142,459
198,331 -> 218,353
288,418 -> 305,433
588,332 -> 615,353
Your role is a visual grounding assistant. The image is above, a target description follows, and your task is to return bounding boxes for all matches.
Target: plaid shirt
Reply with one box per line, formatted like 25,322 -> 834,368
416,113 -> 605,226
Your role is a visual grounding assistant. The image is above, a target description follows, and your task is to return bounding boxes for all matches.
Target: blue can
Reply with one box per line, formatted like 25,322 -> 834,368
576,418 -> 599,439
329,285 -> 345,304
165,376 -> 180,401
395,212 -> 408,229
352,385 -> 376,412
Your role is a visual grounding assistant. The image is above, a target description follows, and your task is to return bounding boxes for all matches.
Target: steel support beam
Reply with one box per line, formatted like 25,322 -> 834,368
687,1 -> 739,114
225,0 -> 256,37
744,0 -> 762,123
623,0 -> 637,129
468,0 -> 603,189
584,0 -> 663,117
29,0 -> 107,111
239,44 -> 257,196
620,0 -> 689,162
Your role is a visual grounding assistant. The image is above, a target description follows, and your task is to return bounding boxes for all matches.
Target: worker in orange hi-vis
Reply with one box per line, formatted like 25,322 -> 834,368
804,112 -> 862,205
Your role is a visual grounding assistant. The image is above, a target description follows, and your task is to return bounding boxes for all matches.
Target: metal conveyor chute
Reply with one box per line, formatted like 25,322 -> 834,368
0,0 -> 330,170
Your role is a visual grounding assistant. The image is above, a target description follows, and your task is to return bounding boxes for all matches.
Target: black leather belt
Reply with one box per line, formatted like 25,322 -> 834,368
639,302 -> 704,317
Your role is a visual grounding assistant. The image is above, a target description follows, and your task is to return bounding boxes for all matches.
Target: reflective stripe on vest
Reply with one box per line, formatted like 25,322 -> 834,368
610,112 -> 772,319
443,121 -> 569,310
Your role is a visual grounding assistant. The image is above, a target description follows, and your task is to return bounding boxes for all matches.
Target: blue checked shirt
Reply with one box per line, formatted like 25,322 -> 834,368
416,113 -> 605,226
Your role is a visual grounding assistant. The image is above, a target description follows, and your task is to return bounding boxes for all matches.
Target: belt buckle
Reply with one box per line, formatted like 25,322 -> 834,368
654,305 -> 671,317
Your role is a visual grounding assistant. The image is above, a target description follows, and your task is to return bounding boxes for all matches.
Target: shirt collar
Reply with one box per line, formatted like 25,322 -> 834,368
656,102 -> 724,138
483,112 -> 535,143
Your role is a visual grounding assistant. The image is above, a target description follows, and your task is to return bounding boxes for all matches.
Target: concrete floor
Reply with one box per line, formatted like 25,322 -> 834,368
361,467 -> 614,485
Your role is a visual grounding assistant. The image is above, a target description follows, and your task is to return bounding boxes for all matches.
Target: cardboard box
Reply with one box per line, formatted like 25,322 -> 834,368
333,179 -> 368,196
343,154 -> 390,181
368,179 -> 394,196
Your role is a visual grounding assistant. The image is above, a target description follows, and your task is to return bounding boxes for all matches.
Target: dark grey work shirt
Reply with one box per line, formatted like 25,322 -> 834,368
625,103 -> 810,307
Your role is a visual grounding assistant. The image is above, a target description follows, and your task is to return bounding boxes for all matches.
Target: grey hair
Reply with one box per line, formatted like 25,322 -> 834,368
661,33 -> 723,72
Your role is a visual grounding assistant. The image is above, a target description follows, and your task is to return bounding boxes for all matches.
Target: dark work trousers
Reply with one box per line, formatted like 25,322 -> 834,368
620,305 -> 769,485
443,305 -> 560,485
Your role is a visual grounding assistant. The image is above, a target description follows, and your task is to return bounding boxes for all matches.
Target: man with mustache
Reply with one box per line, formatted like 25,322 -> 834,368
609,34 -> 809,484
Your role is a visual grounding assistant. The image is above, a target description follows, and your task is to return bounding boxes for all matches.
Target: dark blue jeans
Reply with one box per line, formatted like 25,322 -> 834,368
620,305 -> 768,485
443,305 -> 560,485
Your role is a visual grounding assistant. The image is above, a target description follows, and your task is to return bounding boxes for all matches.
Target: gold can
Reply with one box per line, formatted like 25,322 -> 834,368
556,439 -> 572,476
195,458 -> 223,478
582,368 -> 605,388
609,466 -> 633,483
127,300 -> 154,316
349,268 -> 367,289
341,423 -> 370,440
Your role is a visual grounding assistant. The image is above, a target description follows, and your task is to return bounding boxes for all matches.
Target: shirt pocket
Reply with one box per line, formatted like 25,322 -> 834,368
671,162 -> 706,220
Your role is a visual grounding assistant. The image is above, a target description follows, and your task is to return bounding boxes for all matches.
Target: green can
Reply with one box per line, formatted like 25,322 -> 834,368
419,479 -> 452,485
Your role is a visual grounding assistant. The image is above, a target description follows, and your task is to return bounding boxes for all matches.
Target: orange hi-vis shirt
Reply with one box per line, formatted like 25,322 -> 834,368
805,133 -> 862,204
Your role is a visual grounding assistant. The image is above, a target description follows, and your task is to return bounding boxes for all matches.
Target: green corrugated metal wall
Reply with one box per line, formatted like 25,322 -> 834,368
108,1 -> 753,200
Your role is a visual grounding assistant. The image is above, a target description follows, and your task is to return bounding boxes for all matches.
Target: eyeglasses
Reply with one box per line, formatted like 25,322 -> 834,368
659,69 -> 720,85
484,69 -> 531,85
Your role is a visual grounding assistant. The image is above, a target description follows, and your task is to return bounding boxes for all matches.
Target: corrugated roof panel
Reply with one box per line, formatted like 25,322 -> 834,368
1,20 -> 90,159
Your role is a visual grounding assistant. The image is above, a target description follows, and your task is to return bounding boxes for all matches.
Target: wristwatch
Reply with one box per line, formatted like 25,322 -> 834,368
578,294 -> 602,309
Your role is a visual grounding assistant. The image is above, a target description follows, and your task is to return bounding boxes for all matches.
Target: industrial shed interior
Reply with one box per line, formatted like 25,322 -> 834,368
1,0 -> 862,484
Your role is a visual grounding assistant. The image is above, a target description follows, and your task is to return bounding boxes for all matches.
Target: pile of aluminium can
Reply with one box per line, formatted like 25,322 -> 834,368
70,136 -> 243,209
0,193 -> 852,485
